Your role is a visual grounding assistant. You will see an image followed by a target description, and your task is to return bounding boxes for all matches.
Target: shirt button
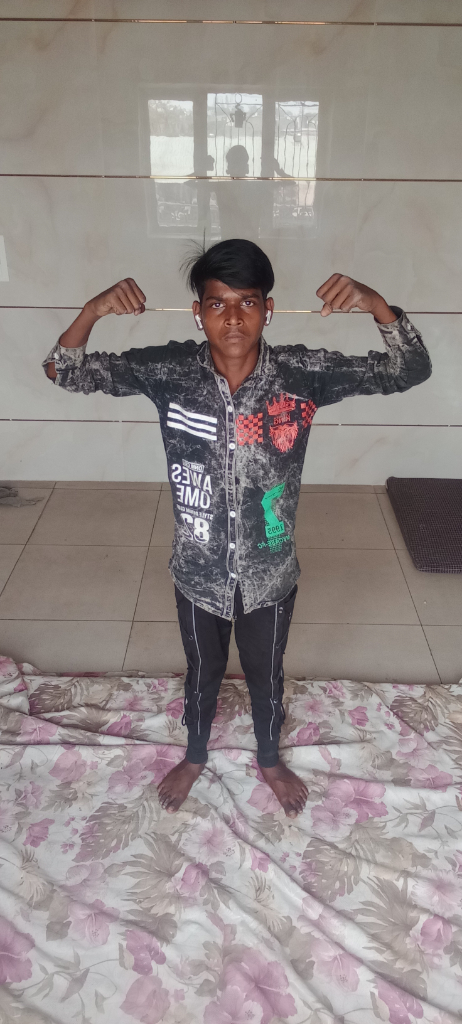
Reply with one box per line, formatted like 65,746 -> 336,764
229,442 -> 235,450
227,405 -> 233,413
230,510 -> 236,518
230,542 -> 235,550
230,573 -> 236,579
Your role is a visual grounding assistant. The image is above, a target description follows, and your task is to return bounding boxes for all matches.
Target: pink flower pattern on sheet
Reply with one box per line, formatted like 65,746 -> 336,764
165,696 -> 184,719
204,986 -> 264,1024
247,783 -> 281,814
17,781 -> 42,809
125,929 -> 166,972
108,744 -> 181,793
376,978 -> 424,1024
121,975 -> 170,1023
64,862 -> 106,901
0,661 -> 461,1023
296,721 -> 321,744
250,849 -> 270,872
68,899 -> 119,946
313,937 -> 361,990
411,875 -> 461,917
24,818 -> 54,848
223,950 -> 297,1024
409,765 -> 453,789
19,717 -> 58,743
419,916 -> 452,954
50,748 -> 87,783
348,706 -> 369,727
172,863 -> 209,898
0,918 -> 34,983
105,714 -> 133,736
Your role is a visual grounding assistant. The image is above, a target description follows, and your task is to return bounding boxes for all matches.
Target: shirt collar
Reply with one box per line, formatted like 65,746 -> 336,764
196,336 -> 270,378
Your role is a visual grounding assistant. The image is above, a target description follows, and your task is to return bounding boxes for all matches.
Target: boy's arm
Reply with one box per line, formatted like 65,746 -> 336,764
303,274 -> 431,407
43,279 -> 149,396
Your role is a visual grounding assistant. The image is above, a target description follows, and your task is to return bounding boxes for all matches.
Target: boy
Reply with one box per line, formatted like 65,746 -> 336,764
44,239 -> 431,817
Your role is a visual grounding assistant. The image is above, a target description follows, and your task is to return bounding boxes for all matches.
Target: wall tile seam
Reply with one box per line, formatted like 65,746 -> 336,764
2,175 -> 462,182
2,307 -> 462,315
1,421 -> 461,428
2,18 -> 462,27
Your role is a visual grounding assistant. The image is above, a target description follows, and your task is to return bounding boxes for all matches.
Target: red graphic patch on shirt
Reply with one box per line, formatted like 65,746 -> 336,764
301,400 -> 317,428
236,412 -> 263,446
267,394 -> 299,453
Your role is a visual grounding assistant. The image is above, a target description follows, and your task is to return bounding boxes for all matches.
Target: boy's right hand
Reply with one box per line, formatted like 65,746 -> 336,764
86,279 -> 146,319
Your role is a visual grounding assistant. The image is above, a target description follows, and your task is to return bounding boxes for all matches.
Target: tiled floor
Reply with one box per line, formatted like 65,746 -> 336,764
0,481 -> 461,684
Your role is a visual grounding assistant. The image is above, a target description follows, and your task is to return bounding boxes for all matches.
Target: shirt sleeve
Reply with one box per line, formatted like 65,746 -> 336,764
42,339 -> 172,400
296,307 -> 432,408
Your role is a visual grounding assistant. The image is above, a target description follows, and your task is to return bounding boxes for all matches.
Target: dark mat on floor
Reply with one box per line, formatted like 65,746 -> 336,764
387,476 -> 462,573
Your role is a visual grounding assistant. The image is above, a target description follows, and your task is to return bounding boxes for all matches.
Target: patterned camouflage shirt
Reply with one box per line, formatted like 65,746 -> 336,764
43,308 -> 431,618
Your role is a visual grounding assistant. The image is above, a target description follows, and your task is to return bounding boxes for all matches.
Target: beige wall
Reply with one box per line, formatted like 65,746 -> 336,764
1,0 -> 461,481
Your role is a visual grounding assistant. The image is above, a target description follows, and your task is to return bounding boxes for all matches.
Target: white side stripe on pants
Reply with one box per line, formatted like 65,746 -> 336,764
191,603 -> 202,736
269,602 -> 278,741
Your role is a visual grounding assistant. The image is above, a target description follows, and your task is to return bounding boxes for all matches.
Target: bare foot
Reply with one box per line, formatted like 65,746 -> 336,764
260,760 -> 308,819
157,757 -> 205,813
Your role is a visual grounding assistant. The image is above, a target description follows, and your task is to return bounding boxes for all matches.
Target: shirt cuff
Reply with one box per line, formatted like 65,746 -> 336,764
42,340 -> 87,378
375,306 -> 416,338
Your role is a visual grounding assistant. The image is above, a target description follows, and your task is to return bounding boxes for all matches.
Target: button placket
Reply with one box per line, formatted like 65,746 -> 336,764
218,377 -> 238,612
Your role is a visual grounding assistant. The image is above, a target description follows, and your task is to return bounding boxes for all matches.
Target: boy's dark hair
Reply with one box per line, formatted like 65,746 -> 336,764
183,238 -> 275,302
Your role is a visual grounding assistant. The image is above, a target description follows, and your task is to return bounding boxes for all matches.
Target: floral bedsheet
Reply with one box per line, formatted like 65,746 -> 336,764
0,655 -> 461,1024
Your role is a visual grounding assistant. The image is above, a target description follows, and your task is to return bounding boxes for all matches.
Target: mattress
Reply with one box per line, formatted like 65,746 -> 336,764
0,656 -> 461,1023
387,476 -> 462,573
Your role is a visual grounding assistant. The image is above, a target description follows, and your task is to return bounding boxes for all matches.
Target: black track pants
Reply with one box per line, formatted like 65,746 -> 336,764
175,583 -> 297,768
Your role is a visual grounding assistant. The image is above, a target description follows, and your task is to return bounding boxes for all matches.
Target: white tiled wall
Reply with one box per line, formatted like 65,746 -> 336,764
1,1 -> 461,482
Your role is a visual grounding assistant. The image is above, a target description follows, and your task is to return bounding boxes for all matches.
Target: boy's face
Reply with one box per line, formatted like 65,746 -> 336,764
192,279 -> 274,362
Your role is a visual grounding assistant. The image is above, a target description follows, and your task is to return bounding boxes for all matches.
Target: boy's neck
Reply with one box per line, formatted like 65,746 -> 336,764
209,342 -> 261,396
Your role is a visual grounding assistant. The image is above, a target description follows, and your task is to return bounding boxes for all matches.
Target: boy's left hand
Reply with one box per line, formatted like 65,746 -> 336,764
316,274 -> 397,323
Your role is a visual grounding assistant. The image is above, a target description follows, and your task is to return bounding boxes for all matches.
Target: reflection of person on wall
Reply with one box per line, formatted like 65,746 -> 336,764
212,145 -> 290,241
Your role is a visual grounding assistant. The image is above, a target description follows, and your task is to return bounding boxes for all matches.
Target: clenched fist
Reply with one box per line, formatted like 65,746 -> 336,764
86,279 -> 146,318
316,274 -> 396,324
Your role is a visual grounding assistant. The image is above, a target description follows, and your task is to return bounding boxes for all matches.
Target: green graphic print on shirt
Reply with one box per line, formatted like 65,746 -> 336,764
260,483 -> 290,551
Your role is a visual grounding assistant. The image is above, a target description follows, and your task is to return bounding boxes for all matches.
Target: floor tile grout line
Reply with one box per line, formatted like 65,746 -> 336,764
122,490 -> 162,671
14,542 -> 403,549
0,618 -> 449,626
0,485 -> 57,601
0,546 -> 25,602
375,493 -> 442,682
23,483 -> 58,547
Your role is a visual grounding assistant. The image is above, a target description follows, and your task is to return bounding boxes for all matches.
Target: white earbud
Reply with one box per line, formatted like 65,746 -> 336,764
195,315 -> 203,330
265,311 -> 272,326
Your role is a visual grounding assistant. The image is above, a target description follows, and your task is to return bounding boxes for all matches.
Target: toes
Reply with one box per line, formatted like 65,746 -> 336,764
286,808 -> 298,819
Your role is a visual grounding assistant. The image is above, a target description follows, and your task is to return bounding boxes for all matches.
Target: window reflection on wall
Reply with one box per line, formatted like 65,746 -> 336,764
149,99 -> 198,230
146,93 -> 318,239
206,93 -> 263,177
273,101 -> 318,229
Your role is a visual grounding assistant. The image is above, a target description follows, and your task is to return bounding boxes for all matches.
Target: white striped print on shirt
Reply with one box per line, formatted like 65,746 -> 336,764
167,402 -> 218,441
